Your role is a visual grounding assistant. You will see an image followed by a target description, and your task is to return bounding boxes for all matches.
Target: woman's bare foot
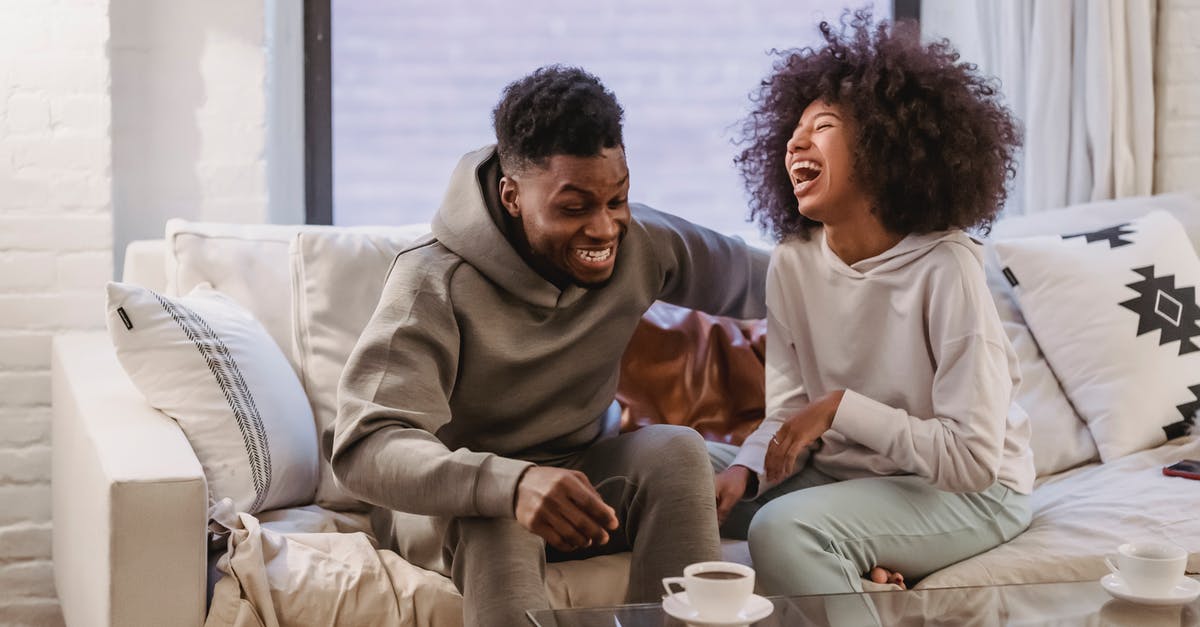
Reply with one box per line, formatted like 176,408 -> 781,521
868,566 -> 906,589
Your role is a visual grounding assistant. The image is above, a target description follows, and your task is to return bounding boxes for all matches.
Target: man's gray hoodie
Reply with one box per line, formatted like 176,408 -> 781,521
331,146 -> 768,520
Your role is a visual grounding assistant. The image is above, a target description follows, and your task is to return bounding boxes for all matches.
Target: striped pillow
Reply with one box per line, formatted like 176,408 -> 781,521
105,282 -> 319,515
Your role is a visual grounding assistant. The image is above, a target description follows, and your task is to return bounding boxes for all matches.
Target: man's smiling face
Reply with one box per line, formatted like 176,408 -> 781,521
500,146 -> 631,289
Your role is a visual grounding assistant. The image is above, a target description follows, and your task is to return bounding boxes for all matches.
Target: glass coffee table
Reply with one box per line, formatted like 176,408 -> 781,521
528,577 -> 1200,626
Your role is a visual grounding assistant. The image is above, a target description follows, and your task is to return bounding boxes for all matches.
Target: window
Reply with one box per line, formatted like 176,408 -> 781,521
307,1 -> 907,233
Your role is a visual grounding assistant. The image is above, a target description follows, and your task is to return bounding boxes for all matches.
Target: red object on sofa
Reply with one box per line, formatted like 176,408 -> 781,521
617,301 -> 767,446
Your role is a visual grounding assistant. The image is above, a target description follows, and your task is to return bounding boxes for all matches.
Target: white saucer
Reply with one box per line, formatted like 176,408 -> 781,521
661,592 -> 774,626
1101,573 -> 1200,606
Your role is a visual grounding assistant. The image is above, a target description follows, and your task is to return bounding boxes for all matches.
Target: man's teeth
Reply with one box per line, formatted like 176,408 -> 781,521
791,160 -> 823,183
577,248 -> 612,262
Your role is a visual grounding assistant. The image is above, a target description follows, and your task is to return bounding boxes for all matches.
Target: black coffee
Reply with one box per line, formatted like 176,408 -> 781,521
694,571 -> 746,580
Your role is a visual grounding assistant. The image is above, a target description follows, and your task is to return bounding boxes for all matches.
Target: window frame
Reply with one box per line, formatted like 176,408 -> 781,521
304,0 -> 333,225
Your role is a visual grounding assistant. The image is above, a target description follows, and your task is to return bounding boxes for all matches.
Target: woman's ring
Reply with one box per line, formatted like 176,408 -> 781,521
771,436 -> 781,445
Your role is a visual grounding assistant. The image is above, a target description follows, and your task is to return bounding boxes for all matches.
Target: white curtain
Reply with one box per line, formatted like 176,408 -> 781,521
921,0 -> 1156,215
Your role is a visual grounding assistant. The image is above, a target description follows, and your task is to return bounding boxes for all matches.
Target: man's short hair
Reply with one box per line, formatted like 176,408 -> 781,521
492,65 -> 625,175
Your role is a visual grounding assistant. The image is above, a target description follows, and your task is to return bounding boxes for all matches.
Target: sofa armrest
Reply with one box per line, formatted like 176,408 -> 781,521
121,239 -> 167,292
52,333 -> 207,627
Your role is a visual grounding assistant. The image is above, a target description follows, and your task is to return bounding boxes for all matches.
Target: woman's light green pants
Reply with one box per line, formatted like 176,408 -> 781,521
708,442 -> 1032,595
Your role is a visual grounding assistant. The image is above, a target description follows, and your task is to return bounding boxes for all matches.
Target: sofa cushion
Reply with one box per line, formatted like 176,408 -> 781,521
988,192 -> 1200,249
166,220 -> 311,364
994,210 -> 1200,461
105,282 -> 319,514
916,435 -> 1200,589
164,219 -> 431,371
290,230 -> 426,511
984,251 -> 1098,477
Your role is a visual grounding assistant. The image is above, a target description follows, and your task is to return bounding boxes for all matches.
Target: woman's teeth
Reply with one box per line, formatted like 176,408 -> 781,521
790,160 -> 823,184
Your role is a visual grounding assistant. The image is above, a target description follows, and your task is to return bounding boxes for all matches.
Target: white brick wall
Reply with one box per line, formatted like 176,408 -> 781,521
0,0 -> 112,623
1155,0 -> 1200,194
110,0 -> 280,277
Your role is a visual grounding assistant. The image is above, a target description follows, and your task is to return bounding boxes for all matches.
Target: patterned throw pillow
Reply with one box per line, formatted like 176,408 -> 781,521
105,282 -> 319,514
993,210 -> 1200,461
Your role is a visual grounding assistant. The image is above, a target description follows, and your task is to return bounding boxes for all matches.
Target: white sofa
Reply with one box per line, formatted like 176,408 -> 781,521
53,196 -> 1200,627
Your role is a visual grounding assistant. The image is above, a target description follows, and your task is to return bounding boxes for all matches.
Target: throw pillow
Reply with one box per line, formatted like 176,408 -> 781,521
166,220 -> 313,363
105,282 -> 320,514
993,210 -> 1200,461
982,193 -> 1200,474
983,247 -> 1098,476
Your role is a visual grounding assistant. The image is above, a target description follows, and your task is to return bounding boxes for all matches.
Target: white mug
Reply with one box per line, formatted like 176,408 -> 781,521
1104,542 -> 1187,597
662,561 -> 755,620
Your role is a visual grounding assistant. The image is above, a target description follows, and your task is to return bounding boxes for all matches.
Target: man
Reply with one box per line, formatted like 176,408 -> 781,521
332,65 -> 768,626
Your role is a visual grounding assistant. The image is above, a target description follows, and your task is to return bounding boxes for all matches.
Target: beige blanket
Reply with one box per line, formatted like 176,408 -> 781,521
204,505 -> 462,627
202,503 -> 633,627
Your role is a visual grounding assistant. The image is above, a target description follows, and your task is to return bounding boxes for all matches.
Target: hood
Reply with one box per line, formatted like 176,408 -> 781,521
821,228 -> 982,278
431,145 -> 591,309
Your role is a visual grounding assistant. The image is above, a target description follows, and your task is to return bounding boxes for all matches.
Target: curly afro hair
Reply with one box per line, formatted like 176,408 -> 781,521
493,65 -> 625,175
736,10 -> 1021,242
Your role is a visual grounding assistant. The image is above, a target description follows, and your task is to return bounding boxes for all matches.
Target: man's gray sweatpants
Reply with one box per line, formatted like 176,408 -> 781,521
379,424 -> 722,627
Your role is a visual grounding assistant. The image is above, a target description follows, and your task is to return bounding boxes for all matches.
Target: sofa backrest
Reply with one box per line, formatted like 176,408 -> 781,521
146,193 -> 1198,359
987,192 -> 1200,248
123,192 -> 1200,492
162,219 -> 432,370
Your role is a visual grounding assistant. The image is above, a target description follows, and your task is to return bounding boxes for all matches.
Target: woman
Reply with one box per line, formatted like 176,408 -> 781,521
710,12 -> 1035,595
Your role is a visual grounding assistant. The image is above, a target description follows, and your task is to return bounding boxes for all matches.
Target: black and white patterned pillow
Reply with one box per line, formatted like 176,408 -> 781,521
993,210 -> 1200,461
106,282 -> 319,514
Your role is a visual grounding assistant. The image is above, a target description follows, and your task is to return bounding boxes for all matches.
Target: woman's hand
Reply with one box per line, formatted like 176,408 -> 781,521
764,390 -> 844,483
714,465 -> 751,525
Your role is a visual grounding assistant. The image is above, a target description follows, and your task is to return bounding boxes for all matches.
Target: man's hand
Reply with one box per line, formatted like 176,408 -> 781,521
714,465 -> 751,525
515,466 -> 619,553
764,390 -> 844,483
869,566 -> 906,589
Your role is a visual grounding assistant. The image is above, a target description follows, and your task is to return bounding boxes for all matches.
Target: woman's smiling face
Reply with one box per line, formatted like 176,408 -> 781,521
784,100 -> 873,226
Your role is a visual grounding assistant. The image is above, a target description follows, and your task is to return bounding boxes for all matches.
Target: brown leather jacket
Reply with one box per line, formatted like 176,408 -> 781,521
617,302 -> 766,446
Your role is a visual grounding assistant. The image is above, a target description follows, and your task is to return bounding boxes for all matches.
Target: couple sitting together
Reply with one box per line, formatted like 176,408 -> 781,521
330,14 -> 1036,626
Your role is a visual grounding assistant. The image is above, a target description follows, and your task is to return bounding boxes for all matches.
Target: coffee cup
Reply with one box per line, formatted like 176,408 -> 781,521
1104,542 -> 1187,597
662,561 -> 755,620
